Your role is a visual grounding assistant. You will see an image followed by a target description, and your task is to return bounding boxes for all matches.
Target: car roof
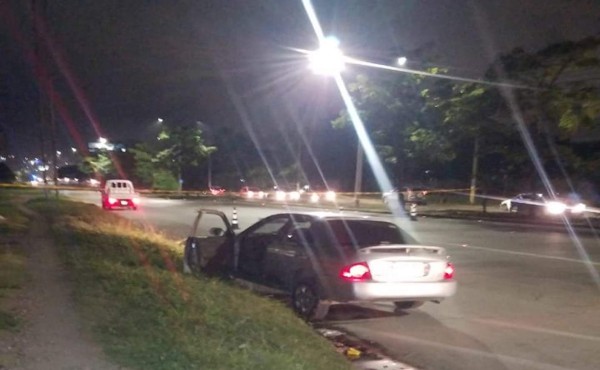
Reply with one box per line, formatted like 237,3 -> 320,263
281,211 -> 419,244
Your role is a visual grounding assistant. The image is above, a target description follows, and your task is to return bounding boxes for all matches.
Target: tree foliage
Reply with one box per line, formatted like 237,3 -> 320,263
333,69 -> 454,186
131,123 -> 216,190
81,152 -> 115,179
336,36 -> 600,192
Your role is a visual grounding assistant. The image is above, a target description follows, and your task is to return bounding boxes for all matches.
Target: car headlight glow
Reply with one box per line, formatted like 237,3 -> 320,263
546,201 -> 567,215
289,191 -> 301,201
310,193 -> 320,203
571,203 -> 586,214
325,191 -> 336,201
275,191 -> 286,201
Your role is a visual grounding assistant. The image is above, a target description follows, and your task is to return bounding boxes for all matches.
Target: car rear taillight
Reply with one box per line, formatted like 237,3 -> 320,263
108,197 -> 117,204
339,262 -> 372,282
444,262 -> 455,280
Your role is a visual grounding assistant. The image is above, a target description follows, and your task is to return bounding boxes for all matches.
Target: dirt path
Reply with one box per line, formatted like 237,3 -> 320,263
0,210 -> 123,370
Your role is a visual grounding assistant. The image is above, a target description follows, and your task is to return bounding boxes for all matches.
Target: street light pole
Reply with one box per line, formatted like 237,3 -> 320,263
207,152 -> 212,189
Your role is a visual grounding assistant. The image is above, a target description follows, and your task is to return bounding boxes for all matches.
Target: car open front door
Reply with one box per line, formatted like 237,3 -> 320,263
184,209 -> 235,275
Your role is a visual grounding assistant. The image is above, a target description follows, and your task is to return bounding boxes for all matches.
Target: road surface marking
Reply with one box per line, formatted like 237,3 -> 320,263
439,242 -> 600,266
472,318 -> 600,342
361,329 -> 577,370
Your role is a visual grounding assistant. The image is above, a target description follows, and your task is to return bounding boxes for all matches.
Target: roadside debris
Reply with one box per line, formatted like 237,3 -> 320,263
316,327 -> 418,370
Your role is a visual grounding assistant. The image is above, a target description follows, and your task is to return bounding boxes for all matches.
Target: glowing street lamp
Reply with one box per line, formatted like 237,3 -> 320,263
308,36 -> 364,205
308,36 -> 346,76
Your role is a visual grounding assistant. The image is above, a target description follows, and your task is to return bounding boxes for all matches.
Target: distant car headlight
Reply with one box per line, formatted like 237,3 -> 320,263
571,203 -> 586,214
275,191 -> 286,201
247,191 -> 255,198
257,191 -> 265,199
325,191 -> 336,201
289,191 -> 301,201
310,193 -> 320,203
546,201 -> 567,215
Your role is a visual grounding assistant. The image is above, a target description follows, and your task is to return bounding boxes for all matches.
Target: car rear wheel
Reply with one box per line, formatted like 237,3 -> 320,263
292,281 -> 329,320
393,301 -> 425,310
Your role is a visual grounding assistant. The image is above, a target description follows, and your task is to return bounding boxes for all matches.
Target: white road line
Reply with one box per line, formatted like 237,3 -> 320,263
363,329 -> 576,370
439,242 -> 600,266
472,318 -> 600,342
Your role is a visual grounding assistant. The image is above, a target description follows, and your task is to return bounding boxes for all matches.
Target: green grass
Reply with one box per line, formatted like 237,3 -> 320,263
27,199 -> 352,370
0,193 -> 29,332
0,251 -> 26,332
0,191 -> 30,234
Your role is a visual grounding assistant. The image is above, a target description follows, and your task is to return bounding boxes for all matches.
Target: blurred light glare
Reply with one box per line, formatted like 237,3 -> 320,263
546,201 -> 567,215
325,190 -> 336,201
571,203 -> 586,214
308,36 -> 345,75
397,57 -> 407,66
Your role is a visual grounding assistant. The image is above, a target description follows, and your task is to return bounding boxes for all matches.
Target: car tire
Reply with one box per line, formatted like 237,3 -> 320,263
292,281 -> 329,320
393,301 -> 425,310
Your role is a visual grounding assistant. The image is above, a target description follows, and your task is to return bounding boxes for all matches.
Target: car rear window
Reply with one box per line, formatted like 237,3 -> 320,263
321,219 -> 405,248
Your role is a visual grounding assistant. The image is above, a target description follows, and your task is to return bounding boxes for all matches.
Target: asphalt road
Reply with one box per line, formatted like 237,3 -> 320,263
64,191 -> 600,370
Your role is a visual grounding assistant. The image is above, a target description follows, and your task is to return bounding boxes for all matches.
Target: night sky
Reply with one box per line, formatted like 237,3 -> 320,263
1,0 -> 599,171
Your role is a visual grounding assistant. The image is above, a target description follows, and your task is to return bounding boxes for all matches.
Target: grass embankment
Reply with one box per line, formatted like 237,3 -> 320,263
27,198 -> 352,370
0,191 -> 29,332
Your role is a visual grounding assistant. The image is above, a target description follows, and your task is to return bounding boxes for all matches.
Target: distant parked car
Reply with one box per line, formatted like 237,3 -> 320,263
500,193 -> 586,216
101,179 -> 140,210
500,193 -> 545,212
183,209 -> 457,320
209,186 -> 226,196
240,186 -> 266,199
383,187 -> 428,206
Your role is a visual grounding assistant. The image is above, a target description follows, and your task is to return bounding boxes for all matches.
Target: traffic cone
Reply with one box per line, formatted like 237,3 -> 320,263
409,203 -> 418,221
232,207 -> 239,230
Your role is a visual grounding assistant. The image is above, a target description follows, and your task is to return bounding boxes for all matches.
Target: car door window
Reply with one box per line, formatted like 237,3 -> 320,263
237,215 -> 290,278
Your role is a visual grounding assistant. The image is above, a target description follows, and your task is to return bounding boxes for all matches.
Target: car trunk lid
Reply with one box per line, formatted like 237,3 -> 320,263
357,245 -> 450,282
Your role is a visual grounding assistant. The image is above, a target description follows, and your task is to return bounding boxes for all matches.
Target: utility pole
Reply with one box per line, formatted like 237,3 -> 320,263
353,144 -> 363,207
469,136 -> 480,204
32,0 -> 51,187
